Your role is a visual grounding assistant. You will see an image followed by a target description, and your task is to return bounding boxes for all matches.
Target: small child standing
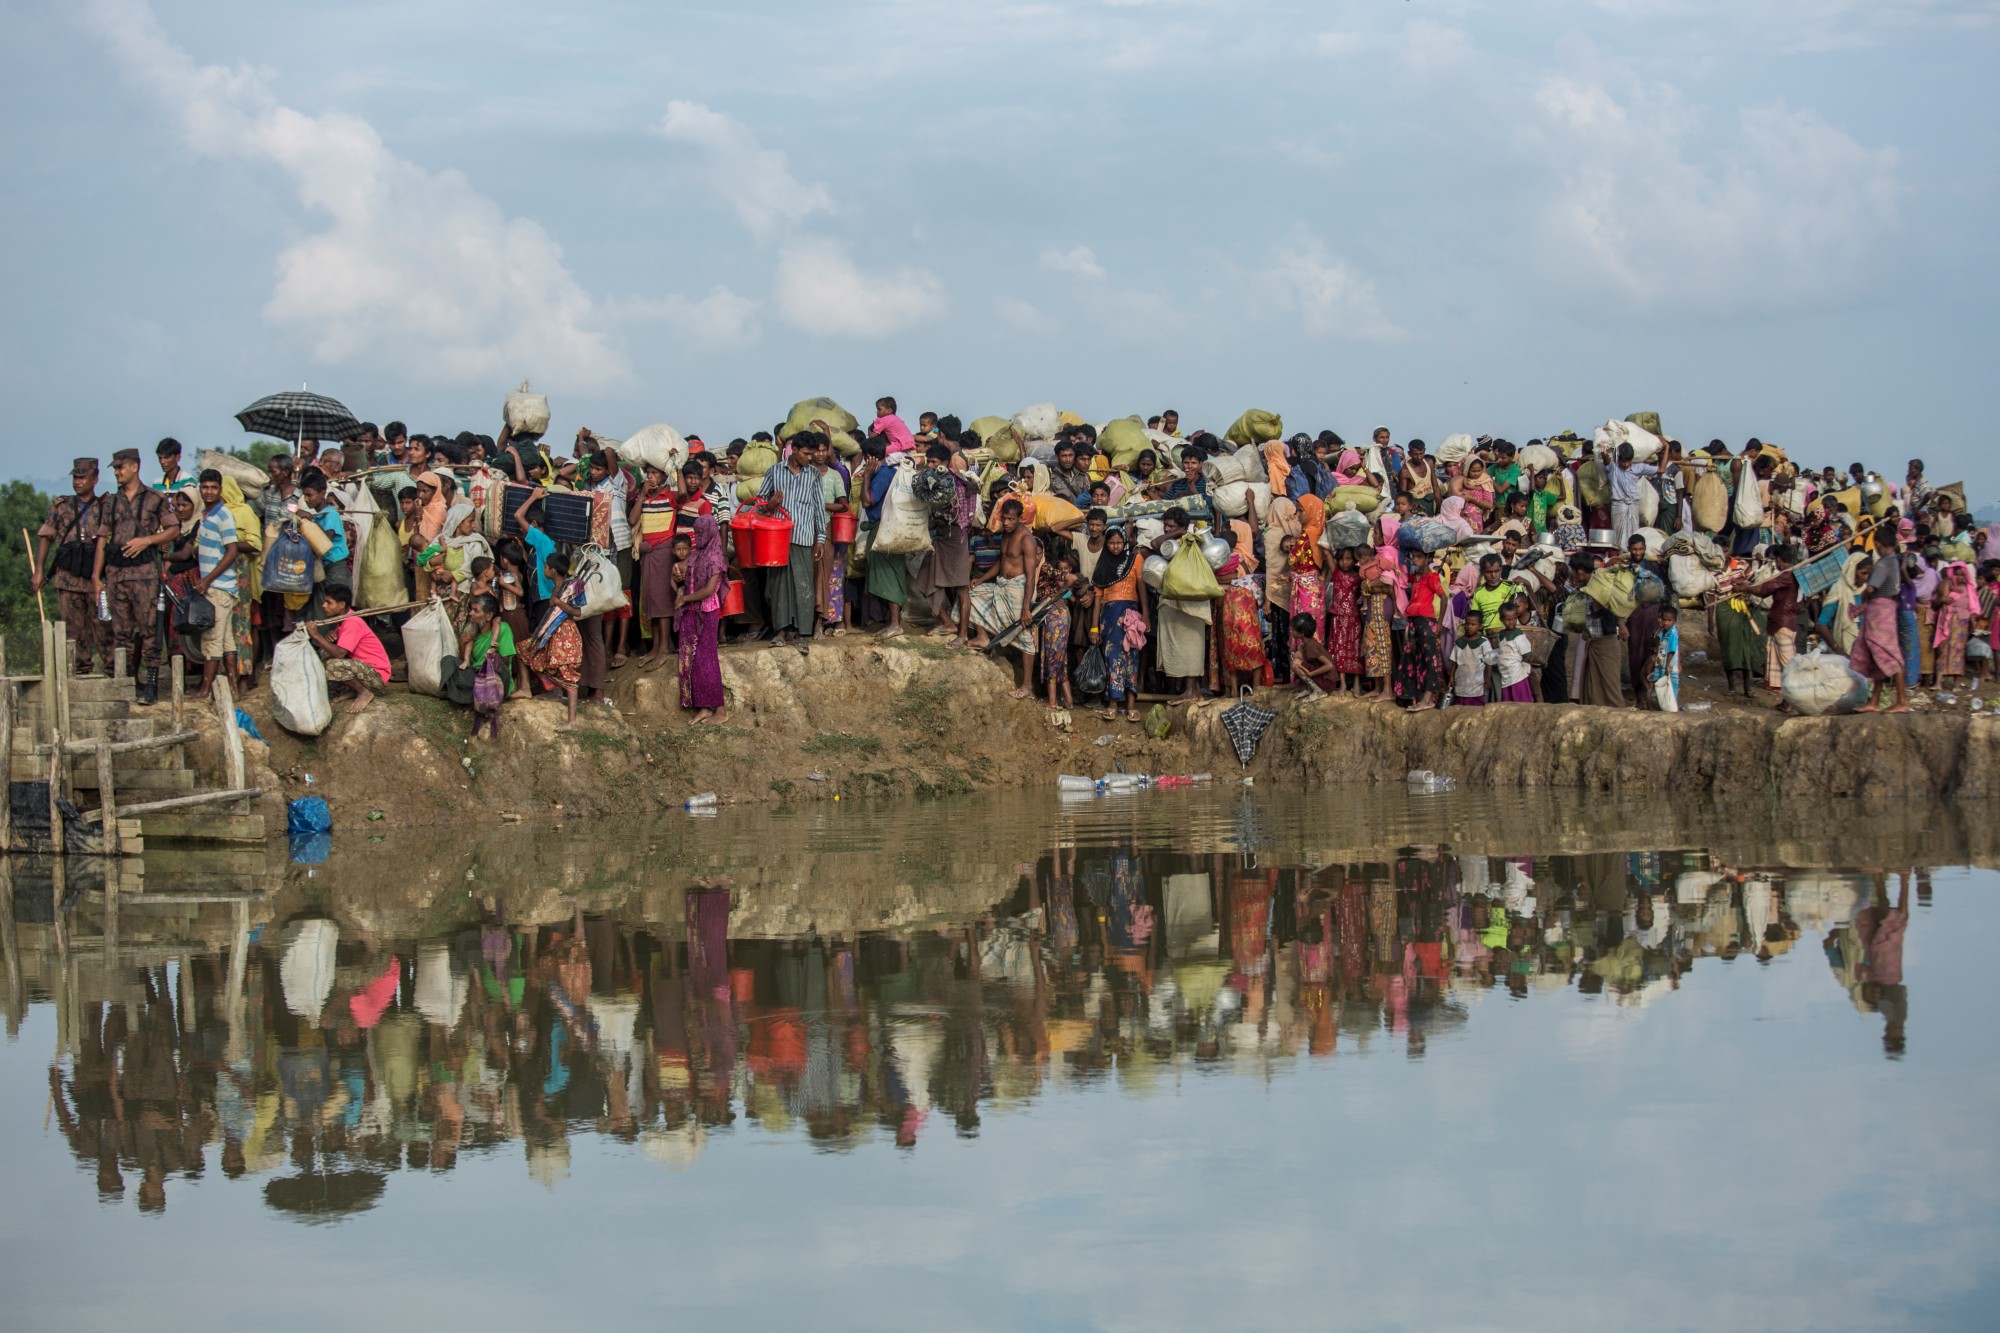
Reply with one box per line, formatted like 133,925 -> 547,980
1038,551 -> 1079,710
1490,602 -> 1538,702
1970,563 -> 1998,693
1452,631 -> 1496,706
1647,604 -> 1682,711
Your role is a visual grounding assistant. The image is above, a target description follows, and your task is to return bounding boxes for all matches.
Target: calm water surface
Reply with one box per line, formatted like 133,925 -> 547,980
2,790 -> 1997,1331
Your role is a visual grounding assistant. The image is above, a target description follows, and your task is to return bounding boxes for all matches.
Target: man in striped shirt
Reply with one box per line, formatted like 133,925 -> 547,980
757,437 -> 829,654
193,468 -> 243,700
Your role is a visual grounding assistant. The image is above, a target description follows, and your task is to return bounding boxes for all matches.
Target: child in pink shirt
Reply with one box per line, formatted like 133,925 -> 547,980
871,396 -> 915,455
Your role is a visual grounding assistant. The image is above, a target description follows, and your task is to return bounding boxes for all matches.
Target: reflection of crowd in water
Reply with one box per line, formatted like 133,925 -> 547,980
43,850 -> 1921,1214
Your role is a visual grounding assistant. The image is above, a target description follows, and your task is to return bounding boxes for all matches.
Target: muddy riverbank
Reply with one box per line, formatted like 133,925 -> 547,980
186,637 -> 2000,830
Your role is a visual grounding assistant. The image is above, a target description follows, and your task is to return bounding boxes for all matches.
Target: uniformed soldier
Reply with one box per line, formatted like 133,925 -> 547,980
31,457 -> 110,675
91,447 -> 176,705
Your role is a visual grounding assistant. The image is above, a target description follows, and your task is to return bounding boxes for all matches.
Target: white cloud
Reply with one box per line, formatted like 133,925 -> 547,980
1530,72 -> 1901,312
1400,19 -> 1474,71
1260,232 -> 1403,341
1314,31 -> 1368,56
993,296 -> 1059,336
774,237 -> 946,338
616,286 -> 762,350
653,100 -> 833,241
1040,245 -> 1107,280
83,0 -> 623,388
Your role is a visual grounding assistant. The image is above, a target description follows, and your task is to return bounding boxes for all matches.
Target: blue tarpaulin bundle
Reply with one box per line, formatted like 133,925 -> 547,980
287,796 -> 332,835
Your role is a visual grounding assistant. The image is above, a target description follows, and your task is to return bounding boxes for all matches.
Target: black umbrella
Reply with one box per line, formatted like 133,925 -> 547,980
1220,687 -> 1278,767
236,390 -> 360,444
264,1168 -> 386,1222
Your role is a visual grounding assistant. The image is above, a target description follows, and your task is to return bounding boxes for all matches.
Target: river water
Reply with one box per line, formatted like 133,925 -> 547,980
2,789 -> 1996,1330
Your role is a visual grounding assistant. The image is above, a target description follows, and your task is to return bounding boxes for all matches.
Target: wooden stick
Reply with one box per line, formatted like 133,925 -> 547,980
171,653 -> 185,731
109,788 -> 260,819
53,622 -> 71,746
97,742 -> 118,858
35,730 -> 198,758
215,676 -> 245,792
39,621 -> 55,742
20,529 -> 46,622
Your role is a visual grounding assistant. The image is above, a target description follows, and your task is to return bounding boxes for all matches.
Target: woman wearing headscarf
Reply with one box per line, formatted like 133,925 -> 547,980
1091,526 -> 1146,723
1288,496 -> 1328,682
1436,494 -> 1477,542
219,475 -> 263,688
1215,526 -> 1266,691
676,513 -> 729,723
1932,560 -> 1977,691
1358,529 -> 1402,702
1827,550 -> 1868,652
1450,459 -> 1496,531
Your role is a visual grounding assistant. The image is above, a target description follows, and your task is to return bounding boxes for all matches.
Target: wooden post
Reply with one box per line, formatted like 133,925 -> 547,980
113,645 -> 127,681
0,856 -> 22,1039
171,653 -> 185,731
45,741 -> 62,860
97,741 -> 118,858
215,675 -> 245,792
0,679 -> 13,853
40,621 -> 56,742
53,622 -> 72,750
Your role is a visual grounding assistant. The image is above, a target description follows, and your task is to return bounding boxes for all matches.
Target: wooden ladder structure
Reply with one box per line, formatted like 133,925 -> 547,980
2,626 -> 264,856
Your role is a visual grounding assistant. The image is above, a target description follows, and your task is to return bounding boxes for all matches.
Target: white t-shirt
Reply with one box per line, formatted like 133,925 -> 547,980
1452,640 -> 1494,699
1490,630 -> 1534,689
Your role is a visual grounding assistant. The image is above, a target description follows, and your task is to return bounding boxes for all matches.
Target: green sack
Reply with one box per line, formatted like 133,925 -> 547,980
1583,567 -> 1637,620
1224,410 -> 1282,448
984,424 -> 1024,464
1577,455 -> 1610,508
780,397 -> 859,442
1160,540 -> 1223,600
1099,418 -> 1151,470
968,416 -> 1010,445
357,513 -> 406,610
737,443 -> 780,481
1624,411 -> 1662,437
1144,703 -> 1172,741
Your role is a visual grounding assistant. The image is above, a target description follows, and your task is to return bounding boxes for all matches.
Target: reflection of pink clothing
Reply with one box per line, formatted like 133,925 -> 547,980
349,957 -> 401,1028
872,414 -> 916,455
1855,907 -> 1906,985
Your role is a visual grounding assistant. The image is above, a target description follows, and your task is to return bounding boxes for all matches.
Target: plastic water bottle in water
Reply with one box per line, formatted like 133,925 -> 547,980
684,792 -> 718,811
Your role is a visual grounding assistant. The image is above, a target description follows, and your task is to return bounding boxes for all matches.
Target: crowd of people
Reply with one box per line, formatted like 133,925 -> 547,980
34,840 -> 1920,1212
27,402 -> 2000,734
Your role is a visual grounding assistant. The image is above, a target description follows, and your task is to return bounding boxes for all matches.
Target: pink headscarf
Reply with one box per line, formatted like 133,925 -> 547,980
1935,562 -> 1978,646
1333,449 -> 1366,487
1437,495 -> 1475,540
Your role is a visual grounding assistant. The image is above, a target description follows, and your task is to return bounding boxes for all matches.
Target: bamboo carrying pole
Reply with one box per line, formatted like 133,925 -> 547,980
20,528 -> 47,623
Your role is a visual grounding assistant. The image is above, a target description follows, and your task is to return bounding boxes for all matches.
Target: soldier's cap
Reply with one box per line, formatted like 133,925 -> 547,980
110,448 -> 142,467
72,456 -> 100,476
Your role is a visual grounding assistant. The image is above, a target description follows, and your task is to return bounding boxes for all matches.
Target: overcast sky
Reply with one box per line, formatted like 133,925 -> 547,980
2,0 -> 1995,497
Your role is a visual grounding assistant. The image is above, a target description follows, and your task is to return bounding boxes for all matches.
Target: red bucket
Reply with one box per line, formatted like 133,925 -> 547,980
729,509 -> 758,566
748,511 -> 793,567
720,578 -> 745,617
829,510 -> 858,545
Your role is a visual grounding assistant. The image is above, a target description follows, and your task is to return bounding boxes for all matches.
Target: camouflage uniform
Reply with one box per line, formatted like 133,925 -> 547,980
91,486 -> 172,669
35,492 -> 109,673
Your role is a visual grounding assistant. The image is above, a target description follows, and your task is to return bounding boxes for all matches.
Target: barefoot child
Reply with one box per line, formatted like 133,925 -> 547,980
1491,601 -> 1539,703
522,551 -> 585,729
458,592 -> 513,741
1038,549 -> 1079,710
1291,613 -> 1339,696
1451,625 -> 1496,707
303,582 -> 390,714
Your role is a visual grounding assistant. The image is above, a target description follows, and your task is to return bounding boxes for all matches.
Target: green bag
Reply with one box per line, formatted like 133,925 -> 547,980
1624,411 -> 1662,437
357,512 -> 405,609
1144,703 -> 1172,740
1160,540 -> 1222,600
1577,455 -> 1610,508
1224,409 -> 1282,448
781,397 -> 859,441
1099,418 -> 1151,469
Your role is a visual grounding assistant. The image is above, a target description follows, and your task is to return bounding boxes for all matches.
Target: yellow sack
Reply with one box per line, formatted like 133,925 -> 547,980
1160,540 -> 1222,600
357,511 -> 406,609
1224,410 -> 1282,448
1583,567 -> 1637,620
1031,496 -> 1083,532
1099,418 -> 1150,469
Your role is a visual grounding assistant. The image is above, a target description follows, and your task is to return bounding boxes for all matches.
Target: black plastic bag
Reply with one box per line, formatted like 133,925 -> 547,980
1074,644 -> 1108,696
